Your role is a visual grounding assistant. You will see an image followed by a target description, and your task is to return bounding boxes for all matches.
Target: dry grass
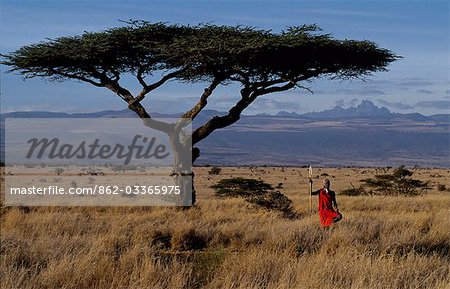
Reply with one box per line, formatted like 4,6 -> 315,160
1,167 -> 450,289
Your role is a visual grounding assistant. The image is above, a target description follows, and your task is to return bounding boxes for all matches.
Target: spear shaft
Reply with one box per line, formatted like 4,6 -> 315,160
309,166 -> 313,214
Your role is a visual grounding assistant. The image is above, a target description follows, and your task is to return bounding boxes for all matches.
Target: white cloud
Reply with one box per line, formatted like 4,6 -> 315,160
335,98 -> 360,107
250,98 -> 301,112
376,99 -> 413,110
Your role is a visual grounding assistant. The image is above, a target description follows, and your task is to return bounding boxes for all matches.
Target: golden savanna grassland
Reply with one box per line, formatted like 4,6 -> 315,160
1,167 -> 449,289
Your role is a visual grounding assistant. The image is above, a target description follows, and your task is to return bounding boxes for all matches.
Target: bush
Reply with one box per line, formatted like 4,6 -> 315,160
208,166 -> 222,175
341,182 -> 369,196
54,168 -> 64,175
246,190 -> 296,218
343,166 -> 429,196
437,184 -> 447,192
211,177 -> 273,198
211,177 -> 296,218
80,167 -> 104,176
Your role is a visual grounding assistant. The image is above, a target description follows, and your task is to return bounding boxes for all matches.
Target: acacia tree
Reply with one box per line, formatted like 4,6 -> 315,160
1,21 -> 398,205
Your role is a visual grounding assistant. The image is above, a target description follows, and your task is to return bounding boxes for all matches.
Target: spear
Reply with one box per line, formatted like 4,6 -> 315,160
308,166 -> 313,214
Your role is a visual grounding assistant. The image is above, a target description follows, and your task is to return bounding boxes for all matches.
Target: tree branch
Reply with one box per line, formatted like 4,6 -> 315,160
110,69 -> 120,82
98,76 -> 173,133
129,102 -> 174,133
295,84 -> 314,94
191,76 -> 314,145
191,87 -> 255,145
49,69 -> 103,87
136,67 -> 148,88
104,81 -> 134,102
132,68 -> 188,105
254,81 -> 296,96
183,76 -> 223,120
174,75 -> 224,147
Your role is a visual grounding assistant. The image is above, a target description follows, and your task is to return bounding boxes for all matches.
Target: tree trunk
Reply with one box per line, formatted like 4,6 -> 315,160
169,133 -> 195,206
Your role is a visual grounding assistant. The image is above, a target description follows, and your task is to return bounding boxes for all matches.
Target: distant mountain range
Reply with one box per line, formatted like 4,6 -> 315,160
262,100 -> 448,122
1,100 -> 449,167
3,100 -> 448,123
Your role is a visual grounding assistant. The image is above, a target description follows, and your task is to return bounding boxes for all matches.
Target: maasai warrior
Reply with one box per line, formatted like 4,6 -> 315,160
310,178 -> 342,227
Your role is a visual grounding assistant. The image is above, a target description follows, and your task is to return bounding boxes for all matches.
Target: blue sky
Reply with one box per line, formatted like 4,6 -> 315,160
1,0 -> 449,115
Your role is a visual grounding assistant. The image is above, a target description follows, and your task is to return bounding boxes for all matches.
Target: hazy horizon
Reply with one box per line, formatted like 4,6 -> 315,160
1,99 -> 449,117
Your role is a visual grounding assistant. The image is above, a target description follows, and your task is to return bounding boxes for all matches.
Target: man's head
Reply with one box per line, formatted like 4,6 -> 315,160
323,179 -> 330,190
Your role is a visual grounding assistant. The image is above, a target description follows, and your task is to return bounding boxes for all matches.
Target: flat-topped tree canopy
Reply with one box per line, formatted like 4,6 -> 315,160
2,21 -> 397,89
172,24 -> 398,83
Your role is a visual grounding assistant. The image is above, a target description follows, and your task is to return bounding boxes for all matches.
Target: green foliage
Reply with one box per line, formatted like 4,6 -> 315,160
342,166 -> 429,196
211,177 -> 296,218
1,21 -> 398,86
246,190 -> 296,219
211,177 -> 274,198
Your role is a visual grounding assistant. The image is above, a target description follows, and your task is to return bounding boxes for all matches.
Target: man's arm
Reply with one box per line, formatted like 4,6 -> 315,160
331,192 -> 339,211
309,180 -> 320,195
311,189 -> 320,195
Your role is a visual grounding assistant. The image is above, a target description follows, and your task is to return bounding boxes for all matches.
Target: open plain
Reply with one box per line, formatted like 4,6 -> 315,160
1,166 -> 449,289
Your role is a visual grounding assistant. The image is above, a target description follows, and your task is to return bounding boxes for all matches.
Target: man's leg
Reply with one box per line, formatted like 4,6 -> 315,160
333,212 -> 342,223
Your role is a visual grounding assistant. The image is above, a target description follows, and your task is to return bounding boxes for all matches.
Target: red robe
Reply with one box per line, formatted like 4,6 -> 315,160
318,189 -> 341,227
